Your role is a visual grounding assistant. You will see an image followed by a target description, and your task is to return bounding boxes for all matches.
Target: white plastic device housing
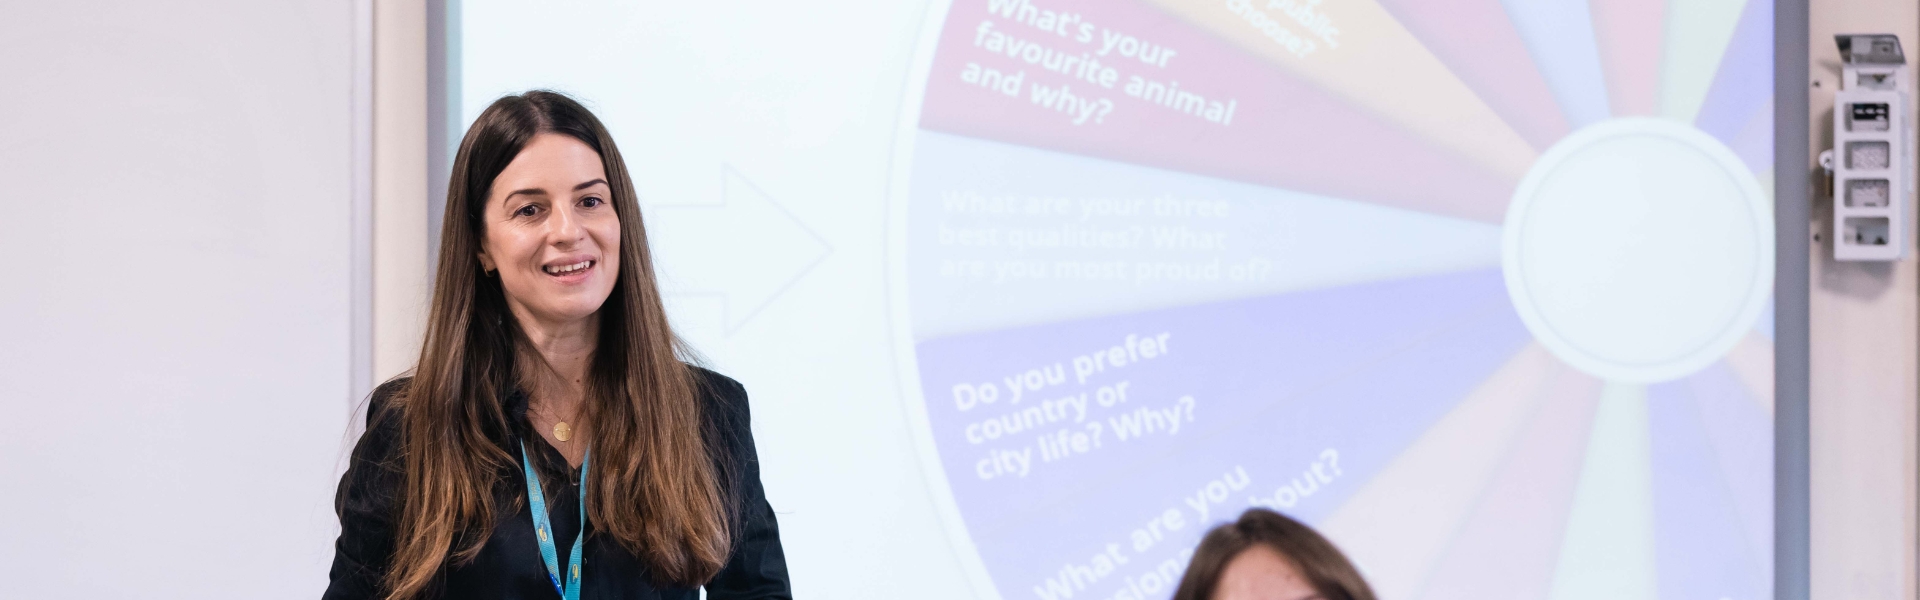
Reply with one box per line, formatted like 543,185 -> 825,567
1832,35 -> 1911,261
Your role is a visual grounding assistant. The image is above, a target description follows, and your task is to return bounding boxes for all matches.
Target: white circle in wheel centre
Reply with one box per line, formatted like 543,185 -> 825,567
1502,118 -> 1772,383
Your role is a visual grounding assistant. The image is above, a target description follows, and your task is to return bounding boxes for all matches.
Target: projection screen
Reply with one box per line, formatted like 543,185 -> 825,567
452,1 -> 1797,598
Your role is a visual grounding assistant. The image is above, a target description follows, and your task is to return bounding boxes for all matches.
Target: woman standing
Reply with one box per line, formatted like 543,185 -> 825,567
325,91 -> 789,599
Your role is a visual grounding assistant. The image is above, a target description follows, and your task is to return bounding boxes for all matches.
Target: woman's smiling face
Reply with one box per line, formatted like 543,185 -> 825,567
477,132 -> 622,330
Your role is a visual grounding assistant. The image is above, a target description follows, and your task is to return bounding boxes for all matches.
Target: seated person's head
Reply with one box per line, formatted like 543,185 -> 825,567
1172,508 -> 1375,600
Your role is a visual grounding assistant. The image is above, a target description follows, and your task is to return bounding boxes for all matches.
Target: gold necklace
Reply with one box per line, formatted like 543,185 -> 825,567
552,421 -> 573,442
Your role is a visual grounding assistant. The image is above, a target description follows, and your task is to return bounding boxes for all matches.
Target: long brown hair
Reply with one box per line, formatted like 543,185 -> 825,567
1172,508 -> 1375,600
382,90 -> 730,599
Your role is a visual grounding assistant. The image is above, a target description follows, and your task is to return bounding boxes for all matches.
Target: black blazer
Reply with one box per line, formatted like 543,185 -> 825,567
323,368 -> 791,599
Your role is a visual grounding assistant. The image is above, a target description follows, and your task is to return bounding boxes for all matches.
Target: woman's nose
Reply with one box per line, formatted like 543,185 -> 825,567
549,203 -> 585,245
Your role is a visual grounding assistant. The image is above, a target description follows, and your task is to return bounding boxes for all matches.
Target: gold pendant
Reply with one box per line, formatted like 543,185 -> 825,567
553,421 -> 572,442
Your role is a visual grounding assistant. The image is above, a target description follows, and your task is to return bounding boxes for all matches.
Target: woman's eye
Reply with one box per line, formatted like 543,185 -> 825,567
515,205 -> 538,217
582,196 -> 604,208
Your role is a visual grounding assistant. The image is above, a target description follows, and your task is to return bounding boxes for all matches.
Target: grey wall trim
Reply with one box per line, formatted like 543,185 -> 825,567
426,0 -> 460,278
349,0 -> 375,404
1773,0 -> 1811,598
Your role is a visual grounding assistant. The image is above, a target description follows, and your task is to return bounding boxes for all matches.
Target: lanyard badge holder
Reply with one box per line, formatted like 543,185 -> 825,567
521,442 -> 589,600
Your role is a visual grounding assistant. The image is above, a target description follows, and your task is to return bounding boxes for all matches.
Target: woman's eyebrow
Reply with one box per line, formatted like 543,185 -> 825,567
503,188 -> 546,201
502,179 -> 604,201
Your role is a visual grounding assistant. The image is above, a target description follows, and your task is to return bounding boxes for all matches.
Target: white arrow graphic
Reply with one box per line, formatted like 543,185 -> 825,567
644,166 -> 831,335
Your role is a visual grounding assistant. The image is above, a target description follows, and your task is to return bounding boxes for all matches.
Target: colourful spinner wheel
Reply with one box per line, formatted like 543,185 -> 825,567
890,1 -> 1776,599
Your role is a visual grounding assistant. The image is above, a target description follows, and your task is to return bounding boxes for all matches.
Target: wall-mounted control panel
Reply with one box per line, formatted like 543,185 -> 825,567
1831,34 -> 1910,261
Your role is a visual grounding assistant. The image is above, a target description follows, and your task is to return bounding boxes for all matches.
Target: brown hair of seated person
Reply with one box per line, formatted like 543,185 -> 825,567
1172,508 -> 1376,600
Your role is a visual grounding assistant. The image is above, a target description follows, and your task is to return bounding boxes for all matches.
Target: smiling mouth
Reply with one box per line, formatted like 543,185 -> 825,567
543,259 -> 594,276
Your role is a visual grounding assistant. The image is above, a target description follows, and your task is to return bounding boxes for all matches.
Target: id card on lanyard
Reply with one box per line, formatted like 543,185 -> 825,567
520,442 -> 589,600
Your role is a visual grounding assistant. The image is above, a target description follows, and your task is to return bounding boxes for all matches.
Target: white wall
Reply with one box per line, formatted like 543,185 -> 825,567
0,1 -> 359,597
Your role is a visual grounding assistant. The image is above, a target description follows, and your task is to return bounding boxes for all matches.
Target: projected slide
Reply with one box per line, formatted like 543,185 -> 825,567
898,1 -> 1775,599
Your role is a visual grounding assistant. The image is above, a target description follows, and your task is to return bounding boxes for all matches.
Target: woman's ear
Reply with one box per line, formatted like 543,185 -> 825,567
477,250 -> 497,274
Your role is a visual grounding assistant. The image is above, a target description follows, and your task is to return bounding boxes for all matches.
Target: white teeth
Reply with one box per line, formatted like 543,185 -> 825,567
543,260 -> 591,275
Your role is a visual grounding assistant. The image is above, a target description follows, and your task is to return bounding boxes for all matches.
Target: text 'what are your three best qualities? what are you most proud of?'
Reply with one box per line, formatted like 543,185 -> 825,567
959,0 -> 1240,126
953,333 -> 1197,480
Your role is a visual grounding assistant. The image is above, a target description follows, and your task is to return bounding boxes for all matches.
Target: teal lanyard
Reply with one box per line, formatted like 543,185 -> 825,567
519,442 -> 589,600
